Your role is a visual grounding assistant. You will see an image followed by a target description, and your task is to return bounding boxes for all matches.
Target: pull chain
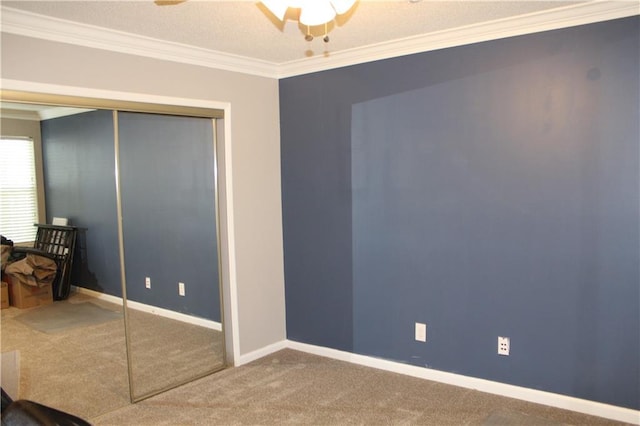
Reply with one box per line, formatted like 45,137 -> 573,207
303,23 -> 331,43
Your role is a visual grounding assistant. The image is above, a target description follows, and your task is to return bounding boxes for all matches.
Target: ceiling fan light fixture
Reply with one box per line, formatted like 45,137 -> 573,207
260,0 -> 358,42
262,0 -> 288,20
299,0 -> 337,27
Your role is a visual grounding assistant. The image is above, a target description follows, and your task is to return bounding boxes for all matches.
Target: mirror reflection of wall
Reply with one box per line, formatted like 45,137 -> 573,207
41,109 -> 121,295
1,104 -> 130,418
117,111 -> 224,400
0,99 -> 226,417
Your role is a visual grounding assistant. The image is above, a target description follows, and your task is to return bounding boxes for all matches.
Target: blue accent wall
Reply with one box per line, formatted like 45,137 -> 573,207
280,17 -> 639,409
41,110 -> 121,297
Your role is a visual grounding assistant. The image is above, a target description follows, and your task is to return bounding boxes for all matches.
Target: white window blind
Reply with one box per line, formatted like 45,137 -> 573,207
0,137 -> 39,243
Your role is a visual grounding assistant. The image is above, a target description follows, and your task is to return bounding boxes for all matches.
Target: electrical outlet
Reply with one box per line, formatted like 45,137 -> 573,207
178,282 -> 185,296
498,336 -> 510,356
415,322 -> 427,342
145,277 -> 151,289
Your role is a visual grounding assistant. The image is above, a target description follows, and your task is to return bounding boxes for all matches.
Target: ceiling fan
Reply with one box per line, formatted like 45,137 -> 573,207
153,0 -> 358,42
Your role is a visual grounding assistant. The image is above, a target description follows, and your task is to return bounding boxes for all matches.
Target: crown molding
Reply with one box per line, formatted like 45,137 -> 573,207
277,1 -> 640,77
1,2 -> 638,80
0,6 -> 280,79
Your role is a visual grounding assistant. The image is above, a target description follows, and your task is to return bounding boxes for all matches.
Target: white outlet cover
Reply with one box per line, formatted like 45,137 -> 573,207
415,323 -> 427,342
498,336 -> 510,355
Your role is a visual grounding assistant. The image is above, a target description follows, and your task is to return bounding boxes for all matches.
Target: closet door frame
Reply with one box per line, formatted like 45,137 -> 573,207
1,87 -> 239,394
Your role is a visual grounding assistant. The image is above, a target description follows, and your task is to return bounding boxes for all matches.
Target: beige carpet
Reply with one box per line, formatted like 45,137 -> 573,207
1,295 -> 130,419
127,309 -> 224,398
0,291 -> 225,420
92,349 -> 628,426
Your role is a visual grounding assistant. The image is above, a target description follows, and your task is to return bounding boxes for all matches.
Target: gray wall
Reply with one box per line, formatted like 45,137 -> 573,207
280,17 -> 639,409
1,33 -> 286,359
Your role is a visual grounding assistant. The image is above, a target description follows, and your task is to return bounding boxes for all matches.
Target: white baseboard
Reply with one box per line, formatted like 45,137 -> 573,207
72,286 -> 123,305
282,340 -> 639,425
236,340 -> 288,366
71,286 -> 222,331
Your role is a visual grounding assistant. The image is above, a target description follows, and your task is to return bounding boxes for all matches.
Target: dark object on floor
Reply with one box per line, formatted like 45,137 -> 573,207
1,388 -> 91,426
1,388 -> 12,413
12,224 -> 77,301
1,235 -> 14,268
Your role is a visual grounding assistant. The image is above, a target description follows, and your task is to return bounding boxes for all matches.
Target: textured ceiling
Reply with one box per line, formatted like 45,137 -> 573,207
2,0 -> 586,64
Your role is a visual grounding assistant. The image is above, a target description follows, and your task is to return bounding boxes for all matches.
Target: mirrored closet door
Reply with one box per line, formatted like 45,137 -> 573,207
116,111 -> 225,400
0,92 -> 226,410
